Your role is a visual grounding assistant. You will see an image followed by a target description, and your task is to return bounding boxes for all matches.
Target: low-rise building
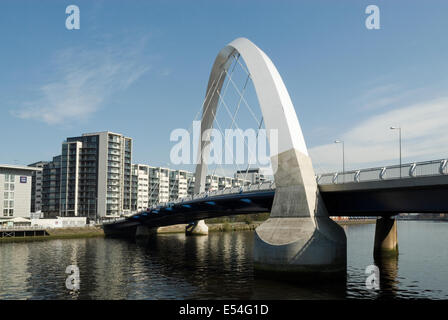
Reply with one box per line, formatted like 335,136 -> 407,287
0,164 -> 42,220
30,216 -> 87,228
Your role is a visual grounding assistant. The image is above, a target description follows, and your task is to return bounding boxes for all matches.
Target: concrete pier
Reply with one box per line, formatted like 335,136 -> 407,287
374,216 -> 398,257
185,220 -> 209,236
254,149 -> 347,280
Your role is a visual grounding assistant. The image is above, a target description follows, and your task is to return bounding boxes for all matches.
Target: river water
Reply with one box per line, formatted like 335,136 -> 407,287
0,221 -> 447,300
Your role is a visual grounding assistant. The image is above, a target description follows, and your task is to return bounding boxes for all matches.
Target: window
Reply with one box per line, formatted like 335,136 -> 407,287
9,209 -> 13,216
3,209 -> 7,216
4,192 -> 8,199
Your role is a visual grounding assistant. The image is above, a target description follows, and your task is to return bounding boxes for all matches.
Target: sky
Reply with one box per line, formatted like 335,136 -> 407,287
1,0 -> 448,174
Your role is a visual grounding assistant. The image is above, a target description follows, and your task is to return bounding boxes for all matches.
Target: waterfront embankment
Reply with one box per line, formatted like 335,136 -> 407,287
0,219 -> 377,243
0,226 -> 104,243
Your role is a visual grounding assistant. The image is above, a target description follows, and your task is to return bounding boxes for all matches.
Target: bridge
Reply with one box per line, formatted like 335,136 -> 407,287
103,37 -> 448,280
104,158 -> 448,233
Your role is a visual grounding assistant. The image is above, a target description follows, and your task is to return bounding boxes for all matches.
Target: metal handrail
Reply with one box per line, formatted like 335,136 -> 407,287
121,158 -> 447,219
0,226 -> 46,231
317,158 -> 448,185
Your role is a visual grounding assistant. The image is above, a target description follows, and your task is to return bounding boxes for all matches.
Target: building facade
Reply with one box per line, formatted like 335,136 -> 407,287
34,130 -> 267,218
234,168 -> 267,185
131,164 -> 150,212
129,164 -> 254,213
1,164 -> 41,220
41,156 -> 61,217
148,166 -> 170,205
28,161 -> 48,215
39,131 -> 133,220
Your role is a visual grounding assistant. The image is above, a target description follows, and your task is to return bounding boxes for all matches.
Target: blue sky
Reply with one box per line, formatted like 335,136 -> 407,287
1,0 -> 448,173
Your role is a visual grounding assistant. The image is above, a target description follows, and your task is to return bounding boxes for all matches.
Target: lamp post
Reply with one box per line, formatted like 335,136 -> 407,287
334,140 -> 345,183
390,126 -> 402,178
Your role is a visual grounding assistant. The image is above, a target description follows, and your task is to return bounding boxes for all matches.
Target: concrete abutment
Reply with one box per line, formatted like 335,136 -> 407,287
253,148 -> 347,280
185,220 -> 209,236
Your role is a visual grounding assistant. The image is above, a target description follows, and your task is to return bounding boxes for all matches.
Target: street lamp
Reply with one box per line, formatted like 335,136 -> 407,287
334,140 -> 345,183
390,126 -> 402,178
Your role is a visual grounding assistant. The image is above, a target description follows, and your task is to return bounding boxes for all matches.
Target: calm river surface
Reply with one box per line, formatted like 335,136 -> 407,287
0,221 -> 447,300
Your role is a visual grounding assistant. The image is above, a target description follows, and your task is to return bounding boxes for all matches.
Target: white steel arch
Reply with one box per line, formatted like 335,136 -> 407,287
194,37 -> 309,194
192,38 -> 346,275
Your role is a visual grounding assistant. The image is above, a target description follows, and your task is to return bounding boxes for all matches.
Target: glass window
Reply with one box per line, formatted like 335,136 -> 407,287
9,209 -> 13,216
4,183 -> 9,191
3,200 -> 8,208
3,209 -> 8,216
9,175 -> 15,182
4,192 -> 8,199
9,184 -> 14,191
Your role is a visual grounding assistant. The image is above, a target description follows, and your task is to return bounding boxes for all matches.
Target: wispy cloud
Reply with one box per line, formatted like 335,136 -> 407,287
351,83 -> 429,112
11,41 -> 151,125
310,97 -> 448,173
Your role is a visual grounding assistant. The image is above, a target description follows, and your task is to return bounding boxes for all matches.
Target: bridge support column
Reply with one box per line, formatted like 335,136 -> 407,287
185,220 -> 209,236
254,149 -> 347,281
135,225 -> 157,238
374,216 -> 398,258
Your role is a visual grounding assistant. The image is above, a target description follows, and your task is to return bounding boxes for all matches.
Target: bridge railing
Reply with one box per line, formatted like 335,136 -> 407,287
317,158 -> 448,185
157,181 -> 277,208
0,226 -> 46,231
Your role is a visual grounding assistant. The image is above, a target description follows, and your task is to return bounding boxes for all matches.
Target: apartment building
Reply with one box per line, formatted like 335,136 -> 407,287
131,164 -> 150,212
130,165 -> 253,213
169,170 -> 189,201
148,166 -> 170,205
41,156 -> 61,217
186,172 -> 195,196
28,161 -> 48,214
234,168 -> 267,184
218,176 -> 233,190
205,174 -> 219,192
39,131 -> 132,219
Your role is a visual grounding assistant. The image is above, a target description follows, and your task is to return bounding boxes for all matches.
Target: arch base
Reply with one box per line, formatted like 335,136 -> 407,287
253,216 -> 347,281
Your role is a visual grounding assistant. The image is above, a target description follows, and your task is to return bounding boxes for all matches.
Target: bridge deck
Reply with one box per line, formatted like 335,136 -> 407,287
103,174 -> 448,235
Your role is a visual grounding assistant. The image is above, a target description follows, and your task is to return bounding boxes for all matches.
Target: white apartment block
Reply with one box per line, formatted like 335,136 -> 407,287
186,172 -> 195,196
218,176 -> 233,189
129,165 -> 255,213
131,164 -> 150,211
169,170 -> 188,201
148,166 -> 170,205
0,164 -> 41,220
234,168 -> 267,185
205,175 -> 219,192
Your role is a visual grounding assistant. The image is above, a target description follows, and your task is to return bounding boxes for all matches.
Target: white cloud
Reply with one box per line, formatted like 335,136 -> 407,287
309,97 -> 448,173
11,42 -> 151,125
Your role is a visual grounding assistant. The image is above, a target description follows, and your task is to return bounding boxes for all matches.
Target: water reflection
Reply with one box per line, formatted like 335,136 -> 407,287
0,222 -> 448,299
374,255 -> 399,299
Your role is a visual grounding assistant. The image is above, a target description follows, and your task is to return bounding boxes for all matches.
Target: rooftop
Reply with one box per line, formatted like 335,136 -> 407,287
0,164 -> 42,171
